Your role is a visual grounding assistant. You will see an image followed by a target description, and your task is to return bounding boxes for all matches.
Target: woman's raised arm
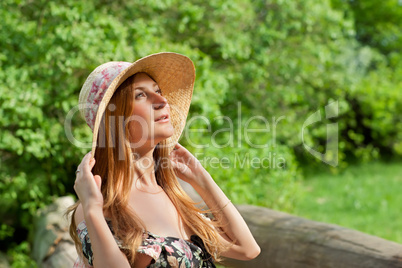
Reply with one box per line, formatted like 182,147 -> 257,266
73,153 -> 134,268
169,144 -> 261,260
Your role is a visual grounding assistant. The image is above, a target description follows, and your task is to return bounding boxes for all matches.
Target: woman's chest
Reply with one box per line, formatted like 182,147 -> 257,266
129,191 -> 189,239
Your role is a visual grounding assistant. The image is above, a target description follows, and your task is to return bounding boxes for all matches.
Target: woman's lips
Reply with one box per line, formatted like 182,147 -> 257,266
155,114 -> 169,123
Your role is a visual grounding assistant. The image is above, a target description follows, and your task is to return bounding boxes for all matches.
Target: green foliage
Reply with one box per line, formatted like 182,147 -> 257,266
331,0 -> 402,55
7,241 -> 37,268
182,126 -> 302,210
0,0 -> 401,265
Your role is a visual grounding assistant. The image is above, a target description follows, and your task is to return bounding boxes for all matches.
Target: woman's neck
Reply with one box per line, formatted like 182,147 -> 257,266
131,149 -> 158,187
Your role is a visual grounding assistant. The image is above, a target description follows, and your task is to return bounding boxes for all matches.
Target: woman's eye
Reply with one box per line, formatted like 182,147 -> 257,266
156,89 -> 162,95
135,92 -> 145,99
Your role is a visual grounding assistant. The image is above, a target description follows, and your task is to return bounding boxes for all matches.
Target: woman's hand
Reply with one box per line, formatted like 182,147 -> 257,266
169,143 -> 207,186
74,152 -> 103,211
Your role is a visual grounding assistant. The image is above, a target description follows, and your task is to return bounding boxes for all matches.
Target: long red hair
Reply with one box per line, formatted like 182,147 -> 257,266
67,74 -> 228,265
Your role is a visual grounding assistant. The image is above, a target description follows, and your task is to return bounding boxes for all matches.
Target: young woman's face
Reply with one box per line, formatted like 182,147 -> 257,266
128,73 -> 174,149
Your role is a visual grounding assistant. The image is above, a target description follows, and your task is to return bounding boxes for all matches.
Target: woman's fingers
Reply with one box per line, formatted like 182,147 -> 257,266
82,152 -> 91,165
78,152 -> 93,173
172,143 -> 187,154
75,153 -> 96,188
177,162 -> 189,173
170,143 -> 189,158
170,157 -> 188,174
94,175 -> 102,191
89,157 -> 96,169
72,152 -> 104,210
173,143 -> 182,150
170,159 -> 177,169
169,151 -> 177,161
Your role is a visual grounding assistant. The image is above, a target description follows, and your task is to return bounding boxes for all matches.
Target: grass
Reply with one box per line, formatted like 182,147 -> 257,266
293,159 -> 402,243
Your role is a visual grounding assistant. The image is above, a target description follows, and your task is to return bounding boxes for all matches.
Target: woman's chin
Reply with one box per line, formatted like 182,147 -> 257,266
155,129 -> 174,142
162,131 -> 175,141
163,125 -> 175,137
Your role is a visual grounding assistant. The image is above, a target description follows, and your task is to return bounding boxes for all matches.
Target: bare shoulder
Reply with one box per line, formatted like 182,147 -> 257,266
74,203 -> 85,226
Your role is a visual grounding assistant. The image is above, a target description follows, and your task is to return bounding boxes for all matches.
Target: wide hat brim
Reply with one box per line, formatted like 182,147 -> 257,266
90,52 -> 195,159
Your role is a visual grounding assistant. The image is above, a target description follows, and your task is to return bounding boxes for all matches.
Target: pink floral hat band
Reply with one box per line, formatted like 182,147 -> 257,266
80,62 -> 131,130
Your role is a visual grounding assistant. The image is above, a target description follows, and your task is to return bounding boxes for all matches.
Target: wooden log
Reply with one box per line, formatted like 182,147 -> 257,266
222,205 -> 402,268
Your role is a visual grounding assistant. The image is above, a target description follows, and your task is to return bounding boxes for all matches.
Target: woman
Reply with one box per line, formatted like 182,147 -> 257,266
68,53 -> 260,267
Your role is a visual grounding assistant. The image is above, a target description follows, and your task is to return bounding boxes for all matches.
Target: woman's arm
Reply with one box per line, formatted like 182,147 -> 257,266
169,144 -> 261,260
192,169 -> 261,260
74,204 -> 131,267
74,153 -> 152,267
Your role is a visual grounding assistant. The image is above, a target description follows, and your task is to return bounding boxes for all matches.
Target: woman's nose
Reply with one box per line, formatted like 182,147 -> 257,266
153,94 -> 169,110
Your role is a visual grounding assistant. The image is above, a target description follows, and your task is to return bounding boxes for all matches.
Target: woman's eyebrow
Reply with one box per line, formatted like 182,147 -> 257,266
134,84 -> 159,90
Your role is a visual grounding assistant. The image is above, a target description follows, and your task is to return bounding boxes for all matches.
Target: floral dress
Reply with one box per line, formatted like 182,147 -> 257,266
73,219 -> 216,268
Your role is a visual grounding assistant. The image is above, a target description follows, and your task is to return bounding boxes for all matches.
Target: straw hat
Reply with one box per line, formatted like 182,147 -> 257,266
78,52 -> 195,159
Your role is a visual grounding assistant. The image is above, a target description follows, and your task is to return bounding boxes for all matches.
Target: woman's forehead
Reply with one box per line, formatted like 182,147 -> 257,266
133,72 -> 156,83
132,73 -> 159,89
